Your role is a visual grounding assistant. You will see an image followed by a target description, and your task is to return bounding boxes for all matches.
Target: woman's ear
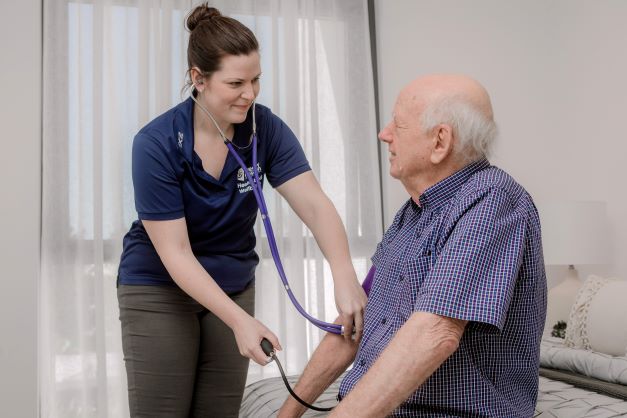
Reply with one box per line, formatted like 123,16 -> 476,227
190,67 -> 204,91
430,124 -> 454,164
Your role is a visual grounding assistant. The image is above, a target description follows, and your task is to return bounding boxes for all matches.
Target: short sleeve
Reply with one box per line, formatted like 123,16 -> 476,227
132,133 -> 184,220
262,111 -> 311,187
414,189 -> 527,330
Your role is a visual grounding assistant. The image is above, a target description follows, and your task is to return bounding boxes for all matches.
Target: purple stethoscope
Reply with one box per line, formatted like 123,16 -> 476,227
192,92 -> 376,412
191,93 -> 376,335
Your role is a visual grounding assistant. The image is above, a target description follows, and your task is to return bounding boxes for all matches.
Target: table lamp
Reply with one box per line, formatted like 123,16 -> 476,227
538,201 -> 609,335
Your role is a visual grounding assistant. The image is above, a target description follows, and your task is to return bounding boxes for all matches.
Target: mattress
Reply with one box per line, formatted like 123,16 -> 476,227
239,372 -> 627,417
535,375 -> 627,417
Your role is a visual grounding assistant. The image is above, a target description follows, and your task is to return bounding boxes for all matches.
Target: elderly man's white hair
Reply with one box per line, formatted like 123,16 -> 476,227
420,95 -> 498,163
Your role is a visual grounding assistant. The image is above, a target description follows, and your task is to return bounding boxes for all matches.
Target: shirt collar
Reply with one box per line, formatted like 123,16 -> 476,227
174,96 -> 256,163
419,158 -> 491,211
173,97 -> 195,163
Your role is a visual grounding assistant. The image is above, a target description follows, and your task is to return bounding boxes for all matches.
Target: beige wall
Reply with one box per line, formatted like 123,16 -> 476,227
374,0 -> 627,284
0,0 -> 41,416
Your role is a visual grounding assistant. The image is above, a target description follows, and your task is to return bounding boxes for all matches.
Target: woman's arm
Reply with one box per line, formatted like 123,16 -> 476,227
276,171 -> 367,340
142,217 -> 281,364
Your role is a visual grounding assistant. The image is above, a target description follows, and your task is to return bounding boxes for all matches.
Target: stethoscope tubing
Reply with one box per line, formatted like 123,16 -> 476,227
190,92 -> 343,335
226,136 -> 343,335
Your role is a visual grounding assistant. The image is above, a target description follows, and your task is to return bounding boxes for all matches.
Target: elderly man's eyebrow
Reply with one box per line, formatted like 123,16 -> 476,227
393,114 -> 408,127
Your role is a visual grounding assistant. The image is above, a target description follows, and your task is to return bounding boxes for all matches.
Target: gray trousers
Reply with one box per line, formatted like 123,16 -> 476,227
117,283 -> 254,418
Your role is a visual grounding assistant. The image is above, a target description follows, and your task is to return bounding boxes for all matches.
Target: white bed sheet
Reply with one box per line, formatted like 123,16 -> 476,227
240,374 -> 627,418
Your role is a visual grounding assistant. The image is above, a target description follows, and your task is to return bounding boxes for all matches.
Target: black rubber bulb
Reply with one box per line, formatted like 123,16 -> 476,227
260,338 -> 274,356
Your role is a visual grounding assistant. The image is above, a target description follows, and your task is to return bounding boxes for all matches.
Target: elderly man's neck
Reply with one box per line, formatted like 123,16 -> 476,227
403,158 -> 470,204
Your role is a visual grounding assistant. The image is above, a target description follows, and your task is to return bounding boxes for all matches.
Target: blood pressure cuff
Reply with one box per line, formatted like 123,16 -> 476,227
362,266 -> 375,297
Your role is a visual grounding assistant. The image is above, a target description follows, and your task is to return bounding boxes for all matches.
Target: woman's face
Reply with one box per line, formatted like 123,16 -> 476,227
196,51 -> 261,127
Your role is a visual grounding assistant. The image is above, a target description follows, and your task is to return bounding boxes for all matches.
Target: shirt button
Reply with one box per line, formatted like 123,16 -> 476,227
381,318 -> 387,325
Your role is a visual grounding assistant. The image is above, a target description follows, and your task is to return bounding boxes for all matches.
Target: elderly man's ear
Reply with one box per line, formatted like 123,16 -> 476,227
430,125 -> 454,164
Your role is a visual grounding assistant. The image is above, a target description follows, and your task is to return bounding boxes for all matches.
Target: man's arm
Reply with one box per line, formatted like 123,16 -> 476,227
277,323 -> 359,418
329,311 -> 467,418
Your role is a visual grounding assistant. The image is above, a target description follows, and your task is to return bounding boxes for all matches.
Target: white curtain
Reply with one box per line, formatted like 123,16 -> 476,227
41,0 -> 381,416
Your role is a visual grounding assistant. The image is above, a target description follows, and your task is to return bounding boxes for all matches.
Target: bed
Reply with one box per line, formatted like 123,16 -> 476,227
241,276 -> 627,417
239,337 -> 627,417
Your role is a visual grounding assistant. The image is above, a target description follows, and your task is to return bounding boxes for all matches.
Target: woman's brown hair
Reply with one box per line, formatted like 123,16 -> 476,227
185,3 -> 259,87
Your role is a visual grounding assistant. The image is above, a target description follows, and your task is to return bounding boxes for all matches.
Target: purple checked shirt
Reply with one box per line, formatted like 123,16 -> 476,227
340,159 -> 547,417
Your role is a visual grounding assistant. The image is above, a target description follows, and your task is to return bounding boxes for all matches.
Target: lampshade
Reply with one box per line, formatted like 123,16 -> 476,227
538,201 -> 608,266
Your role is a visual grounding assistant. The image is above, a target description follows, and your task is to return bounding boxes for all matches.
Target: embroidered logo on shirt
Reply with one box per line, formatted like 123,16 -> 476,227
237,163 -> 263,193
177,132 -> 184,148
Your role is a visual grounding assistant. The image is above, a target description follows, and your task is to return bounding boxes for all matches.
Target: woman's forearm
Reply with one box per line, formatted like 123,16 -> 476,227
160,247 -> 248,328
307,197 -> 356,281
277,172 -> 356,281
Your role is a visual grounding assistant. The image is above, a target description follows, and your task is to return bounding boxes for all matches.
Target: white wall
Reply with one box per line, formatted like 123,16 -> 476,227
0,0 -> 41,417
374,0 -> 627,284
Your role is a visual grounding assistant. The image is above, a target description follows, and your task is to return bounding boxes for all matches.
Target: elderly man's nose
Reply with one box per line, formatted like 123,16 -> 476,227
378,123 -> 392,142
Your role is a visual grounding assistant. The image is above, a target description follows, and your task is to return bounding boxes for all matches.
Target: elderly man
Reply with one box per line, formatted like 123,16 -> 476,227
277,74 -> 546,417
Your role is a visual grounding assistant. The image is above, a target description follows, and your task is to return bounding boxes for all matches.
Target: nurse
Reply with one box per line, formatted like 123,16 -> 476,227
116,3 -> 367,417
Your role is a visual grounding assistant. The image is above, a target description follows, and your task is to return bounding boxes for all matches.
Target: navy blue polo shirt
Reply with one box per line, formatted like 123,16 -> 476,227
117,97 -> 311,293
339,159 -> 546,417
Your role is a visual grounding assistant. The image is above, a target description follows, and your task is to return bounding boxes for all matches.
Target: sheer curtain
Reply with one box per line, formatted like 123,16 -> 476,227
40,0 -> 381,416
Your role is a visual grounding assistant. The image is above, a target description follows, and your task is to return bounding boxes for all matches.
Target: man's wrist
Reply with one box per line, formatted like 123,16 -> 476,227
278,395 -> 308,418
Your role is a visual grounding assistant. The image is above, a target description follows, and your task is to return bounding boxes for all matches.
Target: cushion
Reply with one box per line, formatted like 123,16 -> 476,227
539,367 -> 627,400
541,336 -> 627,385
565,275 -> 627,356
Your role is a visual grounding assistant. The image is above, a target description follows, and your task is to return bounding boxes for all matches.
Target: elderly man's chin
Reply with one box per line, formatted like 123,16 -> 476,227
389,163 -> 402,179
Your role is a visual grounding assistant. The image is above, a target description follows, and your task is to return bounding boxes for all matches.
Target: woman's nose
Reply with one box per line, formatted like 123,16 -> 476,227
242,83 -> 256,100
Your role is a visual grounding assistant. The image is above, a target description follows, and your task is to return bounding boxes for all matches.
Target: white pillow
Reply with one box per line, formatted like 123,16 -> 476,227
541,336 -> 627,384
565,275 -> 627,357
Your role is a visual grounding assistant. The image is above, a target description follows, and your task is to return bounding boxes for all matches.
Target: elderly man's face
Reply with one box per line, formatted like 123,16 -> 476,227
378,94 -> 432,182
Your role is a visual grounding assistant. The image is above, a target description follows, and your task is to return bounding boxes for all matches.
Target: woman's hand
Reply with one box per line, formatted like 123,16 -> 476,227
333,268 -> 368,342
232,313 -> 282,365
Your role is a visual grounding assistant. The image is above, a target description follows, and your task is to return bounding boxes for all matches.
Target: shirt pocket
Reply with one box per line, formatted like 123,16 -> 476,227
397,255 -> 432,321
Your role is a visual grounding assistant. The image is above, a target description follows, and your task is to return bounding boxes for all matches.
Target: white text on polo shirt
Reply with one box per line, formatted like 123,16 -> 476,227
237,163 -> 263,193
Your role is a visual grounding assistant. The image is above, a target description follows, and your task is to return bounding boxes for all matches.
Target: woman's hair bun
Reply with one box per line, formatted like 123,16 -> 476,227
186,3 -> 222,32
